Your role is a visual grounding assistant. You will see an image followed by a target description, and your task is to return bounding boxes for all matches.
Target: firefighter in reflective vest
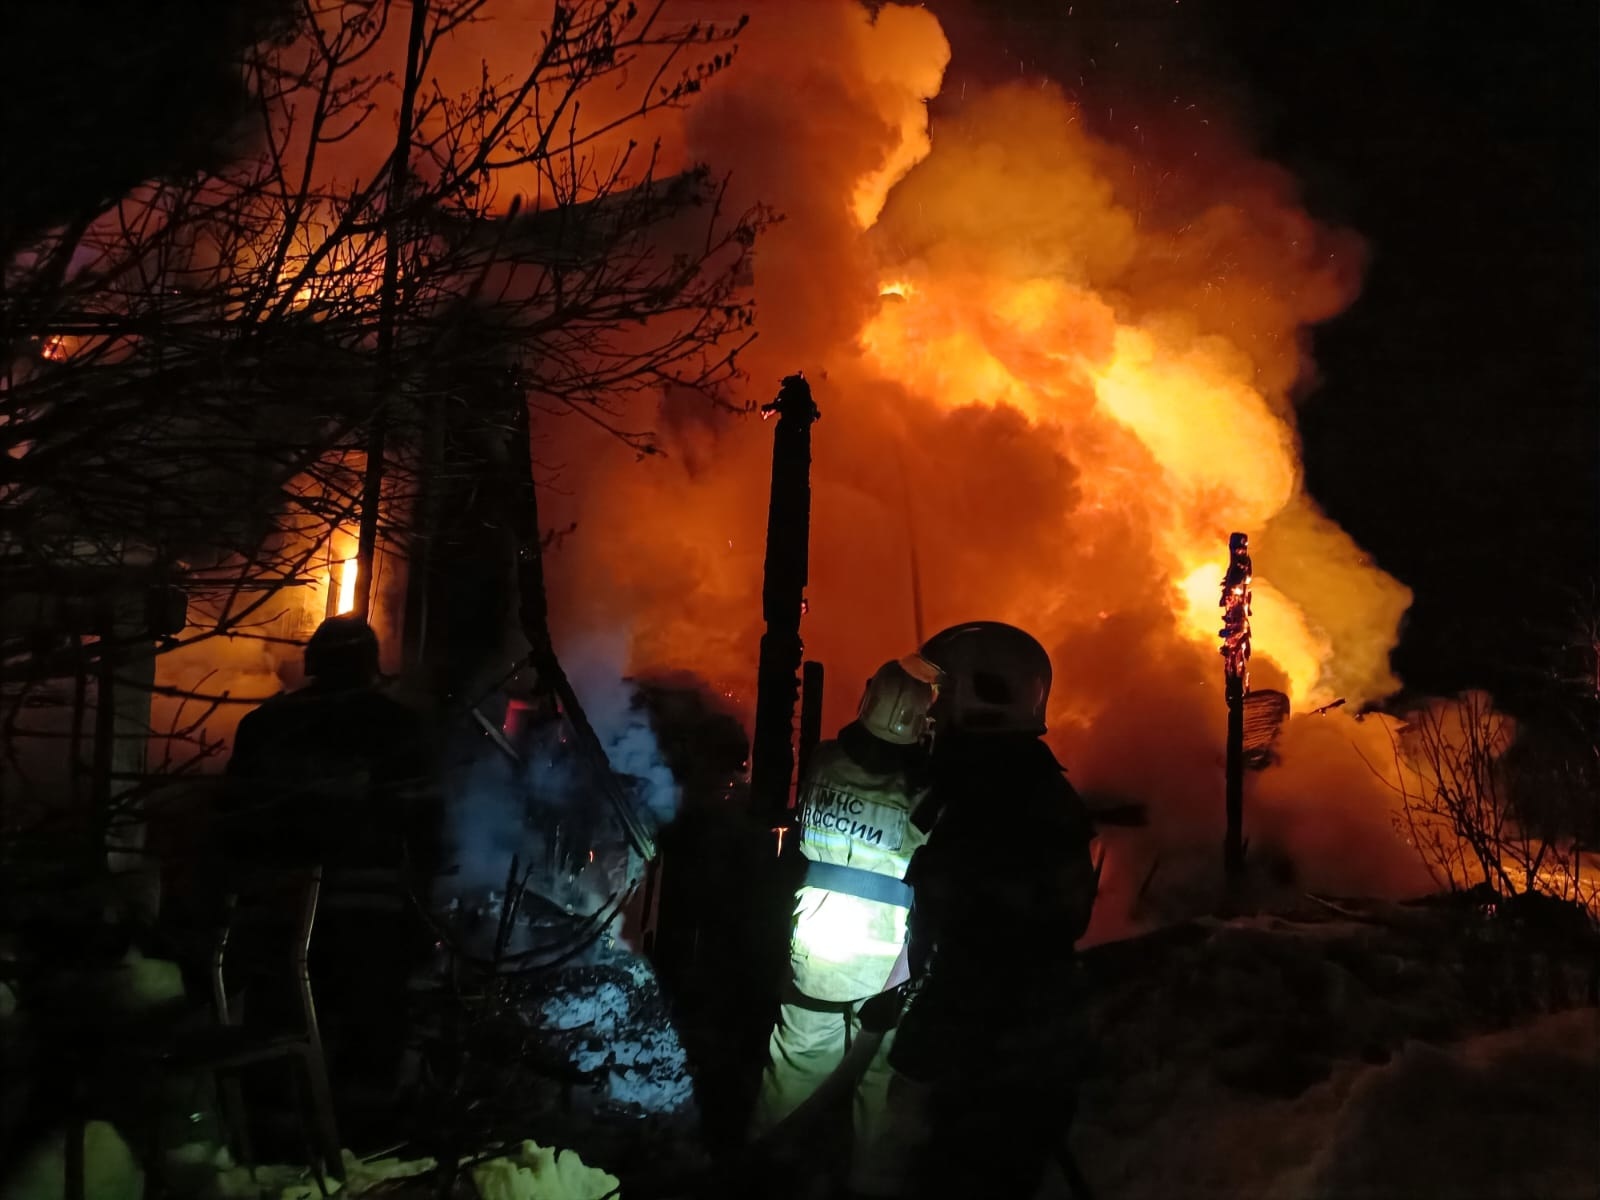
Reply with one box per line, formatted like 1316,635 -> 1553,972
750,656 -> 942,1195
883,621 -> 1099,1199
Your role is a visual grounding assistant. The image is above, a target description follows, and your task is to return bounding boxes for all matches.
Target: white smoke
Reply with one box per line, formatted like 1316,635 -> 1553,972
437,628 -> 678,924
440,751 -> 536,899
438,727 -> 621,951
564,628 -> 682,825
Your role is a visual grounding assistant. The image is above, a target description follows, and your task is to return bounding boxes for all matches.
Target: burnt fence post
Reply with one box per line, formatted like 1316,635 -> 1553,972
750,374 -> 819,829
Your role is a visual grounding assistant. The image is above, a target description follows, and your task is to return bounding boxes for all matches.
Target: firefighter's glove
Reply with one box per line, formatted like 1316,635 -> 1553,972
859,982 -> 908,1034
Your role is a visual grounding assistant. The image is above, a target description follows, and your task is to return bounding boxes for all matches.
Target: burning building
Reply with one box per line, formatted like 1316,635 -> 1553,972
5,2 -> 1595,1195
528,0 -> 1434,917
10,0 -> 1567,980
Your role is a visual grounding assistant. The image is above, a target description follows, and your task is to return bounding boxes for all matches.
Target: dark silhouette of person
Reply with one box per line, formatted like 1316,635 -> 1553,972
221,615 -> 442,1118
884,622 -> 1098,1200
224,615 -> 438,875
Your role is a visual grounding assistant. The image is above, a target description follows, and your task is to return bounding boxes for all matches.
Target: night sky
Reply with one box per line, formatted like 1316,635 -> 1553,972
933,0 -> 1599,716
1214,0 -> 1597,710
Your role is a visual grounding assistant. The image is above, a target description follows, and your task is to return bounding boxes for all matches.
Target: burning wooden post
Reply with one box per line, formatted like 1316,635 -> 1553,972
750,373 -> 819,827
1220,531 -> 1253,880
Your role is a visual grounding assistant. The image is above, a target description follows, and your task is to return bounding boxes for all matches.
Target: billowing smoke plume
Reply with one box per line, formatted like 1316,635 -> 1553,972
538,0 -> 1429,917
141,0 -> 1436,922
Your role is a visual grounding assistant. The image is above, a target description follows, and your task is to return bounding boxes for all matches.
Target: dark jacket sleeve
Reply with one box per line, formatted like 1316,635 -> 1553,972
1048,777 -> 1099,944
215,707 -> 280,862
905,762 -> 1097,970
223,709 -> 262,783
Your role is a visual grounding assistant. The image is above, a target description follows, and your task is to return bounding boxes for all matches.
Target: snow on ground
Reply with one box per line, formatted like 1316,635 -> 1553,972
1069,908 -> 1599,1200
530,938 -> 698,1118
1287,1008 -> 1598,1200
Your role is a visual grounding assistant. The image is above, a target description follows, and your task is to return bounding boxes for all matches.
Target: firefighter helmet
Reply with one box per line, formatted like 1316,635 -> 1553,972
856,656 -> 941,745
305,614 -> 380,683
919,622 -> 1052,735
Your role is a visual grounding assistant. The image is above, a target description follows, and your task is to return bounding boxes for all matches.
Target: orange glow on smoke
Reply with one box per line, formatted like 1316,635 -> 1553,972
125,0 -> 1448,910
537,0 -> 1426,908
855,262 -> 1329,703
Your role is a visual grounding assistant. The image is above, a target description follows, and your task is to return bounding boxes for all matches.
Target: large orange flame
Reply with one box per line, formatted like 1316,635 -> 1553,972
136,1 -> 1438,909
538,1 -> 1428,903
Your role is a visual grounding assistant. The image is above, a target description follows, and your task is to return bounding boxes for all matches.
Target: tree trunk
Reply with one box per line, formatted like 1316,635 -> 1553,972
355,0 -> 429,618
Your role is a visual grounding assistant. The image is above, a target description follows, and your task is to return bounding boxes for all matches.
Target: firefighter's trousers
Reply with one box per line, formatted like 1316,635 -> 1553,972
750,992 -> 912,1196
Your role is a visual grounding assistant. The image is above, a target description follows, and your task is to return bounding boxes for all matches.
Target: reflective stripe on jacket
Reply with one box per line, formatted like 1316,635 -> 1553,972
790,739 -> 928,1002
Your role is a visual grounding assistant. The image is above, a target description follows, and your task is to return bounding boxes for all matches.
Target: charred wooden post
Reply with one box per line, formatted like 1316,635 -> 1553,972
1219,531 -> 1253,880
798,660 -> 825,786
751,373 -> 820,827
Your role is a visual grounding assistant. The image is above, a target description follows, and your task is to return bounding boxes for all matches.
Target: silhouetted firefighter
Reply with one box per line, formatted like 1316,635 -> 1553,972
221,616 -> 442,1131
751,374 -> 820,827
